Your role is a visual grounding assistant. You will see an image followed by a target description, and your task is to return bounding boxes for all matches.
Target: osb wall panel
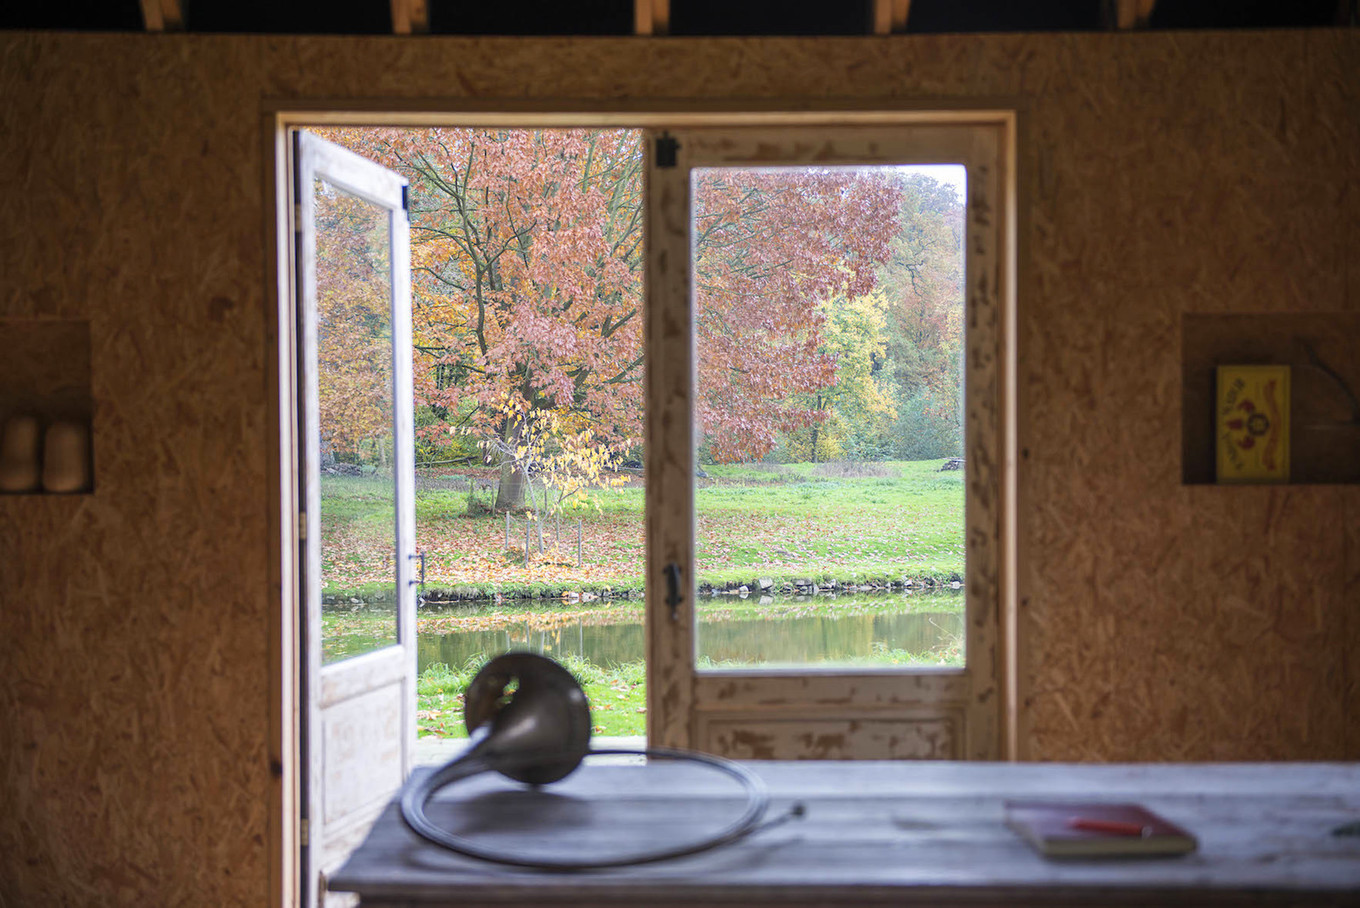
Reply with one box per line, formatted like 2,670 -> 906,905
0,28 -> 1356,905
1016,33 -> 1358,761
0,37 -> 274,907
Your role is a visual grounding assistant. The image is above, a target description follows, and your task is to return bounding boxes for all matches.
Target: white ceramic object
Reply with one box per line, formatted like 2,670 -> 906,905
0,415 -> 42,492
42,420 -> 91,493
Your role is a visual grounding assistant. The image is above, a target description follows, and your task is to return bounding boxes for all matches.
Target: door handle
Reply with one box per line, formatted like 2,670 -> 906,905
410,551 -> 426,586
664,562 -> 683,622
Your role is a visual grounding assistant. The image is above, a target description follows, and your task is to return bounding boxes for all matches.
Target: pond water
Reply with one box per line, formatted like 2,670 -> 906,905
323,591 -> 965,669
412,591 -> 963,672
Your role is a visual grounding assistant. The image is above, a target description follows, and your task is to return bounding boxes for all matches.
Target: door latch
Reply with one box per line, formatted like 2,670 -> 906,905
664,562 -> 683,622
655,133 -> 678,169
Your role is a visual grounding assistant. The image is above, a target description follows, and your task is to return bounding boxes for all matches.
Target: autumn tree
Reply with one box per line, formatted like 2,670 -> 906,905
877,173 -> 966,460
782,290 -> 896,463
691,166 -> 902,462
314,182 -> 396,468
319,130 -> 904,503
320,127 -> 645,512
773,170 -> 966,464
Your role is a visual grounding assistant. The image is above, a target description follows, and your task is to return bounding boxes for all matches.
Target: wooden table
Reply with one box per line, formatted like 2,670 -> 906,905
331,760 -> 1360,906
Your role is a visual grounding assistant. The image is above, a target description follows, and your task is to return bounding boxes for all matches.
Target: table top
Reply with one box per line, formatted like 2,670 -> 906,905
331,759 -> 1360,907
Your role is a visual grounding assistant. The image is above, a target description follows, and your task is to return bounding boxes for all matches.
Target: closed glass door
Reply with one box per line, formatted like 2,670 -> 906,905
645,124 -> 1010,759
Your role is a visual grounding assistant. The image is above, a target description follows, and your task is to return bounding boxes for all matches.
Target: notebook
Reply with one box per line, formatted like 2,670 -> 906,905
1005,800 -> 1198,858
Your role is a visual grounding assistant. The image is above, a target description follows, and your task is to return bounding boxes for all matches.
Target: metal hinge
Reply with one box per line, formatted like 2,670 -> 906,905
401,184 -> 409,211
300,818 -> 309,846
293,202 -> 303,233
655,133 -> 678,169
298,512 -> 307,542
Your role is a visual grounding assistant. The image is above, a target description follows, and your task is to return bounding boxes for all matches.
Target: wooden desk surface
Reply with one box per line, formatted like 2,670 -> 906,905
331,760 -> 1360,906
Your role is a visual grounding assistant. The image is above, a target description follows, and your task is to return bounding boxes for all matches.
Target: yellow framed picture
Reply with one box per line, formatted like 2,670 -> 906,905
1216,365 -> 1290,483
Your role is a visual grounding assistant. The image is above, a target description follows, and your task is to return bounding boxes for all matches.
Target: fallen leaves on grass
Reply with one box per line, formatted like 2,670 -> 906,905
323,467 -> 965,595
322,514 -> 644,590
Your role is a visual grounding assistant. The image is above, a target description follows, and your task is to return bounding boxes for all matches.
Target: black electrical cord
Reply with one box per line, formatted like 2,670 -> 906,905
401,744 -> 804,871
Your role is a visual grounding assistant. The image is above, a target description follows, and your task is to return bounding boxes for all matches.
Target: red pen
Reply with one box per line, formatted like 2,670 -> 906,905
1068,817 -> 1151,837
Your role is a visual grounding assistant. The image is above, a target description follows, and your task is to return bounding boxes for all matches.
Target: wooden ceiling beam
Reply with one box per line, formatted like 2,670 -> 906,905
140,0 -> 183,32
391,0 -> 429,34
636,0 -> 669,36
873,0 -> 912,34
1116,0 -> 1157,29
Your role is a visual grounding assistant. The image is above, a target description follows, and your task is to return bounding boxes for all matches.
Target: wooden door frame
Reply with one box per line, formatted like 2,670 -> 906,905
293,130 -> 418,907
265,104 -> 1018,908
646,122 -> 1015,760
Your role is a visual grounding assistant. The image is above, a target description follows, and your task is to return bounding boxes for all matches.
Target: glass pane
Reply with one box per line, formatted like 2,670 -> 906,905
316,176 -> 398,664
312,128 -> 648,742
691,163 -> 967,671
404,128 -> 648,742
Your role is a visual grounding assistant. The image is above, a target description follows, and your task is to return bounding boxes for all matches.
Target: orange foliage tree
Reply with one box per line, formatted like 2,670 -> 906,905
691,166 -> 901,461
318,128 -> 903,505
314,183 -> 396,467
878,173 -> 966,459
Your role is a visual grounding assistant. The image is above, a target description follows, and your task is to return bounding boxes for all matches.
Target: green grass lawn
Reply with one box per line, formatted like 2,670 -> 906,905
693,461 -> 964,586
417,656 -> 647,739
319,459 -> 965,599
320,458 -> 967,739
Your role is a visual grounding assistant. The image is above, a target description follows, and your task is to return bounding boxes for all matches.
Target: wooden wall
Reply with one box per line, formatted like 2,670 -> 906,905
0,29 -> 1355,905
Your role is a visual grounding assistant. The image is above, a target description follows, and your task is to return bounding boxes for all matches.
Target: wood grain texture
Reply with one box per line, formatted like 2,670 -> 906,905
331,761 -> 1360,906
0,35 -> 276,907
654,124 -> 1007,760
0,28 -> 1355,905
644,130 -> 696,750
700,713 -> 960,759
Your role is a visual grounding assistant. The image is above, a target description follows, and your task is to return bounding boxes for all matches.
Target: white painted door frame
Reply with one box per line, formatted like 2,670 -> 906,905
293,130 -> 417,907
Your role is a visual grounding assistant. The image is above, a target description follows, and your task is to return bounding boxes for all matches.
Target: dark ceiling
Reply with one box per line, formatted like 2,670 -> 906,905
0,0 -> 1349,36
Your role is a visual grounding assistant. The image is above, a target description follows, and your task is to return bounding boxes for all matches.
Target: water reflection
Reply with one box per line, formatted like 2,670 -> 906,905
414,591 -> 963,671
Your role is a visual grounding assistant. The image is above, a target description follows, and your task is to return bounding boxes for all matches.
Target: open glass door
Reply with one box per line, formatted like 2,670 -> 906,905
294,131 -> 416,904
646,124 -> 1009,760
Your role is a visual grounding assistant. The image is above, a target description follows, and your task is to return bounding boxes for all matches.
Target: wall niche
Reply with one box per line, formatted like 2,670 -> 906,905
1182,312 -> 1360,485
0,319 -> 94,494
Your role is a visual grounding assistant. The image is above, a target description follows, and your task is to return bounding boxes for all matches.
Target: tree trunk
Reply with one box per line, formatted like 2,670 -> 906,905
495,460 -> 527,512
810,394 -> 822,464
494,419 -> 529,512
